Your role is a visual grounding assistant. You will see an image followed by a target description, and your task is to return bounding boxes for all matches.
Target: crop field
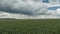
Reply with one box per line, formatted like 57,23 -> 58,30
0,19 -> 60,34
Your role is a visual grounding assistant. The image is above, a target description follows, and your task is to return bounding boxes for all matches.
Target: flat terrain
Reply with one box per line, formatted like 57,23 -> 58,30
0,19 -> 60,34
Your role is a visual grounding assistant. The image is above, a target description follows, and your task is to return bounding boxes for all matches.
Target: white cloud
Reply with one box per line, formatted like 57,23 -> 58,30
0,10 -> 60,19
0,0 -> 60,19
0,0 -> 48,15
56,9 -> 60,14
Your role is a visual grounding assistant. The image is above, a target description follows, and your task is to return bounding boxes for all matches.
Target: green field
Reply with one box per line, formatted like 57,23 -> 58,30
0,19 -> 60,34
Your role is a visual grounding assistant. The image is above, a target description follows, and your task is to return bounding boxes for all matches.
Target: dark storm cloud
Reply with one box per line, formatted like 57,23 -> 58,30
0,0 -> 48,16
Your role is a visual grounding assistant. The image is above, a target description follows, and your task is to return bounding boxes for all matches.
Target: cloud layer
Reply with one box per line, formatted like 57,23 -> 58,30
0,0 -> 60,19
0,0 -> 48,16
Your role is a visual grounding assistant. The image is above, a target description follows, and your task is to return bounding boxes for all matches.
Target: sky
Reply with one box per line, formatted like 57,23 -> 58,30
0,0 -> 60,19
42,0 -> 49,3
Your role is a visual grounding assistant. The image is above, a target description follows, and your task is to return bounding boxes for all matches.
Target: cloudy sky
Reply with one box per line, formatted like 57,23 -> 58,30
0,0 -> 60,19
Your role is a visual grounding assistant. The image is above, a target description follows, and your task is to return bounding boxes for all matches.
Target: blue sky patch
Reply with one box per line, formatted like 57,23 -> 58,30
48,6 -> 60,10
42,0 -> 49,3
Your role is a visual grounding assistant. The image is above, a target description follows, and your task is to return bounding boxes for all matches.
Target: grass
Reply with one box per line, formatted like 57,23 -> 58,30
0,19 -> 60,34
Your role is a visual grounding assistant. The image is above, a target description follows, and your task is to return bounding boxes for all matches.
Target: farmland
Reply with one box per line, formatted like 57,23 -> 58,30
0,19 -> 60,34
